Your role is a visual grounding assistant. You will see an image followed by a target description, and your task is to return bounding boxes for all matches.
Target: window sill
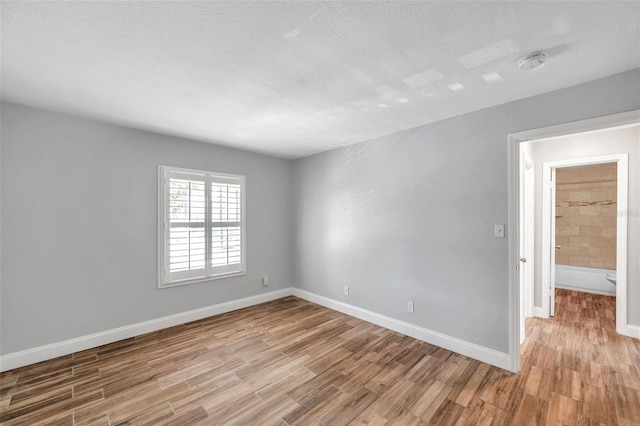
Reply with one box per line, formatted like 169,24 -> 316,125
158,270 -> 246,289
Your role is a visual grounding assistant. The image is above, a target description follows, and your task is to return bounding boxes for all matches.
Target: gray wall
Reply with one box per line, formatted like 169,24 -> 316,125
529,126 -> 640,323
293,69 -> 640,353
2,69 -> 639,359
0,103 -> 294,355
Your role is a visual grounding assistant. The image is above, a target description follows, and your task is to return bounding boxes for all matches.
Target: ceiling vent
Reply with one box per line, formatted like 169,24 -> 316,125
517,51 -> 546,70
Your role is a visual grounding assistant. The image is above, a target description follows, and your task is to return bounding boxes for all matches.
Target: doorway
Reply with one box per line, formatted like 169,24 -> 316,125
542,156 -> 627,319
507,109 -> 640,373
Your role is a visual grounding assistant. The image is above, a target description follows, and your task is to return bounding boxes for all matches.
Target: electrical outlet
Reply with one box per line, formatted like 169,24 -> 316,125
344,285 -> 349,296
262,276 -> 269,287
407,301 -> 414,313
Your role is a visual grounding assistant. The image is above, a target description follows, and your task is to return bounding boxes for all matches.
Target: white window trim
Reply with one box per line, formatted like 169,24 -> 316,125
158,165 -> 246,288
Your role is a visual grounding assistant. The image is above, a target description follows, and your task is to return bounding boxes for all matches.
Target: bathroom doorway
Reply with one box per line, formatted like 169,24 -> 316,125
507,110 -> 639,373
554,164 -> 618,297
544,158 -> 625,318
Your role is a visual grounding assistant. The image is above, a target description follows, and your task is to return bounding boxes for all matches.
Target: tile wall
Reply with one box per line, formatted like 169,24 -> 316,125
555,163 -> 617,269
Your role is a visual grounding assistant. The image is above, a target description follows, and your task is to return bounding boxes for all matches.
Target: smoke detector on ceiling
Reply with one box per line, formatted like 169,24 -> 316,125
517,51 -> 546,70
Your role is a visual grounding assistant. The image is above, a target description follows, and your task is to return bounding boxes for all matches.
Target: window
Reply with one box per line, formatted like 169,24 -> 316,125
158,165 -> 245,287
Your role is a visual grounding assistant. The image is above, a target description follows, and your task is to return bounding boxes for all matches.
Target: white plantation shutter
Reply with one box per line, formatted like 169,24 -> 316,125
159,166 -> 246,287
210,182 -> 242,269
169,177 -> 206,276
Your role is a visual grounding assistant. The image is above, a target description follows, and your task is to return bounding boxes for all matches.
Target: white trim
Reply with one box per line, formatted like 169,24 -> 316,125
616,155 -> 630,335
509,110 -> 640,143
542,165 -> 557,317
292,288 -> 511,372
533,307 -> 548,318
1,287 -> 513,373
620,324 -> 640,340
508,110 -> 640,376
541,154 -> 628,329
159,271 -> 247,289
0,288 -> 294,372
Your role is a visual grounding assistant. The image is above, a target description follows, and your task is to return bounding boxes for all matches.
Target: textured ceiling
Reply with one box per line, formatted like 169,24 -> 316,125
2,1 -> 639,159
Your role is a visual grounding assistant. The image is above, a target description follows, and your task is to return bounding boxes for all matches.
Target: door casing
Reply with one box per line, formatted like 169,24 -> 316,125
507,109 -> 639,373
541,155 -> 627,320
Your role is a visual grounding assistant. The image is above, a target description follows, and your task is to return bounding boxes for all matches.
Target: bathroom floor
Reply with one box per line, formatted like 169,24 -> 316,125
521,288 -> 639,424
553,288 -> 616,330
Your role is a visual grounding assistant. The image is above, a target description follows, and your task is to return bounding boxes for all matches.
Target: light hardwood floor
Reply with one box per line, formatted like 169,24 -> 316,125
1,290 -> 639,425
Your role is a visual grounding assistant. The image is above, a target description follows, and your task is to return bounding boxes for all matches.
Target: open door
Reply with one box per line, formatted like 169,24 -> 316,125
549,167 -> 557,317
519,152 -> 534,343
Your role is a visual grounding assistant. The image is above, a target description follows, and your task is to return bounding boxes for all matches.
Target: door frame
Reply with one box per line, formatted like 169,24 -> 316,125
507,109 -> 640,373
541,155 -> 628,321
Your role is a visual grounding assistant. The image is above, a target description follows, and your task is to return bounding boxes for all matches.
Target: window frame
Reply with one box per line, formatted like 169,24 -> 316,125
158,165 -> 246,288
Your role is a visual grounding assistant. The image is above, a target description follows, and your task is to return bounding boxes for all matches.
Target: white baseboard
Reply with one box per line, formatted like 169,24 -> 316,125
2,287 -> 523,373
0,288 -> 294,372
292,288 -> 512,372
533,306 -> 548,318
619,323 -> 640,340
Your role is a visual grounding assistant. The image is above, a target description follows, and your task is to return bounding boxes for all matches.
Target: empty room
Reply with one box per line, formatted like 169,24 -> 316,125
1,2 -> 639,425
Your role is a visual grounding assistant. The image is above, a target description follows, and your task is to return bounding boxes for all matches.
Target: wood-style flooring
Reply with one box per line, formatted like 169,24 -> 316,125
1,289 -> 639,425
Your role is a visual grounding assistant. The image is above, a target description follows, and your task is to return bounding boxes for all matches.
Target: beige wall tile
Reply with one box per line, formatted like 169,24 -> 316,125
579,247 -> 602,258
591,236 -> 617,248
556,163 -> 616,185
558,226 -> 580,237
590,216 -> 616,227
568,256 -> 592,267
559,183 -> 580,190
564,206 -> 581,217
579,226 -> 603,237
560,245 -> 580,256
579,206 -> 602,217
569,236 -> 590,247
590,258 -> 616,269
578,183 -> 604,191
576,192 -> 591,202
569,216 -> 591,226
590,191 -> 616,202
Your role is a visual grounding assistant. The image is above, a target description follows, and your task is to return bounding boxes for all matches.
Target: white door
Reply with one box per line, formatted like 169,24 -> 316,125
519,153 -> 534,342
549,167 -> 557,317
519,232 -> 526,343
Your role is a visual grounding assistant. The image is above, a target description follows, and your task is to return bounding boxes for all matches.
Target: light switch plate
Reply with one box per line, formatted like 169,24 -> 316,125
494,224 -> 505,238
